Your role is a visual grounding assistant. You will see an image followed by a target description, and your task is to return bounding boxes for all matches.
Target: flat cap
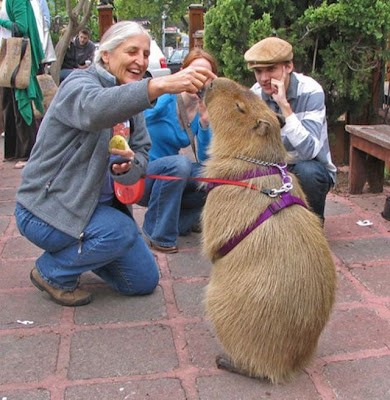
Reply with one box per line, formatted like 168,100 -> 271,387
244,37 -> 293,69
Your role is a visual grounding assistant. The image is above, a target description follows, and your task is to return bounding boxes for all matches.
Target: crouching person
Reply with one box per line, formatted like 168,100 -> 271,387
245,37 -> 336,222
14,21 -> 214,306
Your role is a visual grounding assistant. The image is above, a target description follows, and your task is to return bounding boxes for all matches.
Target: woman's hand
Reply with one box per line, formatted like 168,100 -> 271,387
110,148 -> 134,174
198,97 -> 209,128
148,66 -> 216,101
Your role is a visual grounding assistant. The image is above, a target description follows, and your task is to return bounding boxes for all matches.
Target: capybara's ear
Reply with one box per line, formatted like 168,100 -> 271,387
276,114 -> 286,128
253,119 -> 271,136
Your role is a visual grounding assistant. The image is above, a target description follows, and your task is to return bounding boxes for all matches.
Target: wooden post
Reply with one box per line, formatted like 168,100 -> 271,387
97,4 -> 114,40
188,4 -> 204,49
193,30 -> 204,48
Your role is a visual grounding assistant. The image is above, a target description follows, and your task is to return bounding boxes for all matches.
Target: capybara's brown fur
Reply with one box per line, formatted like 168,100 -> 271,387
202,77 -> 336,384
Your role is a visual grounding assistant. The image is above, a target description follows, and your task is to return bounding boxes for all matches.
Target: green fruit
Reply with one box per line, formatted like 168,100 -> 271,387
109,135 -> 130,153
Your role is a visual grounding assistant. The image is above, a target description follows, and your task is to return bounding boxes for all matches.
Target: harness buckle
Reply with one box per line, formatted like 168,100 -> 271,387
268,200 -> 283,214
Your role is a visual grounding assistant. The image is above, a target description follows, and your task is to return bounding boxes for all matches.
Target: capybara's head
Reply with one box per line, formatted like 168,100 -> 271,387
204,77 -> 287,163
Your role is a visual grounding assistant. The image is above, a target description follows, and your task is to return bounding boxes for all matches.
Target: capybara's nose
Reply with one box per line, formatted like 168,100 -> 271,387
198,79 -> 214,99
197,87 -> 205,99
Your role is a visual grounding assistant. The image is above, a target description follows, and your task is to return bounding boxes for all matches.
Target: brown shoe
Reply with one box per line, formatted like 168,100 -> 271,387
150,242 -> 179,254
30,268 -> 92,306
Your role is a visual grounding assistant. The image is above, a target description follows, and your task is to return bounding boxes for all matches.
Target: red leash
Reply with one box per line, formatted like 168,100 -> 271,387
144,174 -> 261,191
114,173 -> 261,206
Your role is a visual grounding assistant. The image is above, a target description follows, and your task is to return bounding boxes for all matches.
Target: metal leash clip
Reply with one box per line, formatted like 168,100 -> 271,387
265,174 -> 293,197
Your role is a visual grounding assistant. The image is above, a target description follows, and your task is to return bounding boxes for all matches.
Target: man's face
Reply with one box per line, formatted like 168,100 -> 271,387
253,62 -> 293,95
101,34 -> 150,85
78,32 -> 90,46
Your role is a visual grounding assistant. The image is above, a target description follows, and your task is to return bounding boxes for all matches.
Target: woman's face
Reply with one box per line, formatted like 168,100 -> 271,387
188,57 -> 213,72
101,34 -> 150,85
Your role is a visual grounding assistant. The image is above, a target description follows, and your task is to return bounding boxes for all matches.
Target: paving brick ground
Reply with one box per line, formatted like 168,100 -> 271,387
0,140 -> 389,400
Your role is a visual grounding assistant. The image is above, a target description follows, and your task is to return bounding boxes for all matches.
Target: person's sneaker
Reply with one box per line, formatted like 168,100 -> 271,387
30,267 -> 92,306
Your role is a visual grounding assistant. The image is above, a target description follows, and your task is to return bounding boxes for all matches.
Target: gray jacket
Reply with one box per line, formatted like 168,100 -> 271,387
16,64 -> 154,239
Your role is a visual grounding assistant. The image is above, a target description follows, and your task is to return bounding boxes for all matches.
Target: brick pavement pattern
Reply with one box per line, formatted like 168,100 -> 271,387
0,143 -> 389,400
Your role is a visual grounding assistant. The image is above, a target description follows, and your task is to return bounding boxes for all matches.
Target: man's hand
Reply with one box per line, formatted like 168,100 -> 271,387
270,65 -> 287,103
270,65 -> 293,117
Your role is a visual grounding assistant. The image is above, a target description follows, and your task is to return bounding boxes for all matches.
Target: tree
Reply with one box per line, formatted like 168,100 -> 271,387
294,0 -> 390,123
50,0 -> 97,84
49,0 -> 195,83
204,0 -> 254,84
114,0 -> 194,41
204,0 -> 390,124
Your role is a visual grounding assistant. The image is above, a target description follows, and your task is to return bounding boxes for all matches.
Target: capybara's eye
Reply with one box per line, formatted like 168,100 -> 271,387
208,81 -> 214,89
236,102 -> 245,114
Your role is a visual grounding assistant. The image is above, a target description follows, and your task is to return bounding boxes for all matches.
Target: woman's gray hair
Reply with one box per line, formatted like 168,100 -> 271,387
94,21 -> 150,66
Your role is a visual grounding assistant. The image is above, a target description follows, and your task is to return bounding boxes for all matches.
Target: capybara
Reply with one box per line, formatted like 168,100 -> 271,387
201,77 -> 336,384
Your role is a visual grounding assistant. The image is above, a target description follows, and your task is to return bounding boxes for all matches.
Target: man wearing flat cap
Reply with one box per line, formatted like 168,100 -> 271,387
245,37 -> 336,222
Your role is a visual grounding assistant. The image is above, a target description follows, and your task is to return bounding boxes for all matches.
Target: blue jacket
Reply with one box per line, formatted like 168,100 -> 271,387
144,93 -> 212,162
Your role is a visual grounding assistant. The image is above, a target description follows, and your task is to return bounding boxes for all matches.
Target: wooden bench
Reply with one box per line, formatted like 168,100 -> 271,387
345,124 -> 390,194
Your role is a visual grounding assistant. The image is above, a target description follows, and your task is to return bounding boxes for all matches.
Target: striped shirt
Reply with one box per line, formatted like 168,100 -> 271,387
251,72 -> 336,182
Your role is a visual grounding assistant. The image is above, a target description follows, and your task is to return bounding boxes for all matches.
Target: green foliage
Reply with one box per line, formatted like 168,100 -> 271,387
87,14 -> 100,42
49,1 -> 100,44
204,0 -> 390,123
115,0 -> 160,24
248,13 -> 273,47
115,0 -> 193,40
249,0 -> 302,28
293,0 -> 390,121
204,0 -> 254,85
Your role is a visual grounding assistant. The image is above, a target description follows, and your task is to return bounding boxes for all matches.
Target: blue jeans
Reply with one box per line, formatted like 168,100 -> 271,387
288,160 -> 333,220
60,69 -> 75,82
15,203 -> 159,293
138,155 -> 206,247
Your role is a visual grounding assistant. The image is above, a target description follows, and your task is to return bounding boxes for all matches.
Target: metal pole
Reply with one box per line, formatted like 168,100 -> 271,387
162,11 -> 167,54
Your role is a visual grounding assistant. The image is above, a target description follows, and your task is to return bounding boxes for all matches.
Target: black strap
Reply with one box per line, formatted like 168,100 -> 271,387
10,37 -> 29,88
129,117 -> 134,133
11,23 -> 22,38
177,94 -> 199,163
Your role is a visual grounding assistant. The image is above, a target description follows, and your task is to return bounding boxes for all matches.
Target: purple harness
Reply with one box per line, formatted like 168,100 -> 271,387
207,164 -> 307,259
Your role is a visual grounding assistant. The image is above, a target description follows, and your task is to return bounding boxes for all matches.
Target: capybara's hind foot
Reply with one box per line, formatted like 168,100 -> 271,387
216,354 -> 249,377
216,354 -> 233,371
216,353 -> 268,381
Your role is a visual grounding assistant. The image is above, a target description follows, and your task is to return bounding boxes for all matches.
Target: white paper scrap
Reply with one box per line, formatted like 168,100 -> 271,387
356,220 -> 373,226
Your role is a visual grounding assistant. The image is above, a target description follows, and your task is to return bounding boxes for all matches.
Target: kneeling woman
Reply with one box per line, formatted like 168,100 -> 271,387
15,22 -> 215,306
140,49 -> 218,253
